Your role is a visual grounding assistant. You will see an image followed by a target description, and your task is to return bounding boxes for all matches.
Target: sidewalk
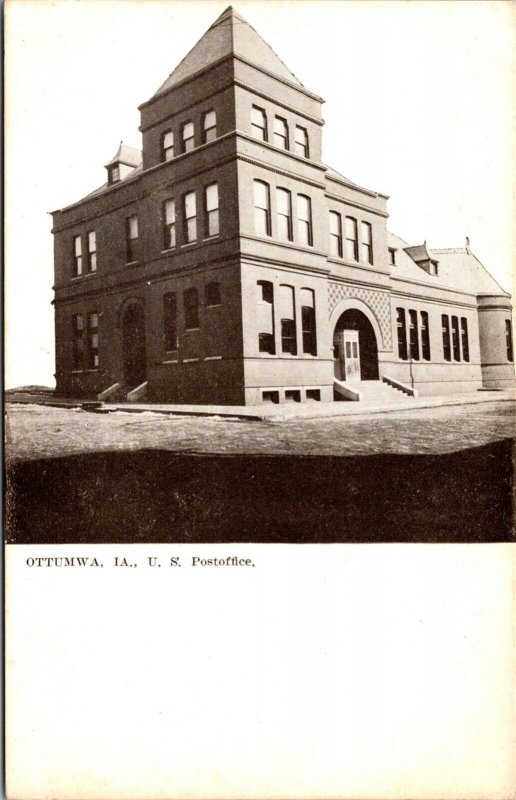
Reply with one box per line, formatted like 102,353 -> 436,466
7,389 -> 515,421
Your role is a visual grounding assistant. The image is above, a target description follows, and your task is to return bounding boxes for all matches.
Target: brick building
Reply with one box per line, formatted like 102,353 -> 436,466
52,6 -> 515,405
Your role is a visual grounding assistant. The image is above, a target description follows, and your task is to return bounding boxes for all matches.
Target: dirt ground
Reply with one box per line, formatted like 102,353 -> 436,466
5,401 -> 514,544
5,400 -> 515,460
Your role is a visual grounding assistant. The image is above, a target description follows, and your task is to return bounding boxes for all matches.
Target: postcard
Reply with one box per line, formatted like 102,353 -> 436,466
5,1 -> 515,797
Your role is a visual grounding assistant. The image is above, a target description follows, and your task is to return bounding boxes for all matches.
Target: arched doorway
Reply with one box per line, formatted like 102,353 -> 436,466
122,303 -> 146,387
333,309 -> 379,382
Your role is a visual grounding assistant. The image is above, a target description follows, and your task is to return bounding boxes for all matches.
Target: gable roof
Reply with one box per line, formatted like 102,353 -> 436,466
153,5 -> 306,97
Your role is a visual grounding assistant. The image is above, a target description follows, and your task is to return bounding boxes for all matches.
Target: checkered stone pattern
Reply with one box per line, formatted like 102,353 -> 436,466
328,283 -> 392,349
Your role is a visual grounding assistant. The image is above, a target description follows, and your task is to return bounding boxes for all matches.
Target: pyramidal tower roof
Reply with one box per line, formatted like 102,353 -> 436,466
153,6 -> 305,97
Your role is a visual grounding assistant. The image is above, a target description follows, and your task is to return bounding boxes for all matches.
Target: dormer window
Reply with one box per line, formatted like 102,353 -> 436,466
388,247 -> 397,265
105,143 -> 142,185
430,260 -> 438,275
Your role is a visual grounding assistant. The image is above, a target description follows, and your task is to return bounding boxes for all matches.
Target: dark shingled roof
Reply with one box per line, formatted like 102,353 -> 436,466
153,6 -> 308,97
105,143 -> 142,169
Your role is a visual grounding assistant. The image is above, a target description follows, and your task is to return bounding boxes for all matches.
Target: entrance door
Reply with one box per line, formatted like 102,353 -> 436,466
122,304 -> 146,388
343,329 -> 361,383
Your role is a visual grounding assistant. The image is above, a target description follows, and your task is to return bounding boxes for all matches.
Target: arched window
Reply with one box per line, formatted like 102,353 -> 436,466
300,288 -> 316,355
184,287 -> 199,330
329,211 -> 342,258
254,181 -> 271,237
203,111 -> 217,143
257,280 -> 275,354
442,315 -> 451,361
279,284 -> 297,355
161,130 -> 174,161
345,217 -> 358,261
205,282 -> 221,307
276,188 -> 292,241
396,308 -> 408,360
297,195 -> 312,246
163,293 -> 177,351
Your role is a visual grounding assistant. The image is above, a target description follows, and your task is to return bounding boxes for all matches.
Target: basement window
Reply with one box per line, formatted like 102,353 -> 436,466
306,389 -> 321,401
285,390 -> 301,403
262,391 -> 279,404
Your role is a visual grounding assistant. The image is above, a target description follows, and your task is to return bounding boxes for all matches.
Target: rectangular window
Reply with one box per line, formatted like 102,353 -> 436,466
184,287 -> 199,330
273,116 -> 289,149
345,217 -> 358,261
300,288 -> 317,356
182,121 -> 194,152
203,111 -> 217,143
294,126 -> 309,158
461,317 -> 470,362
205,282 -> 221,307
409,309 -> 419,360
254,181 -> 271,237
279,285 -> 297,355
87,231 -> 96,272
73,235 -> 82,276
72,314 -> 84,369
205,183 -> 219,237
251,106 -> 267,141
257,280 -> 275,354
329,211 -> 342,258
126,215 -> 138,262
109,165 -> 119,184
506,320 -> 513,362
276,188 -> 292,241
421,311 -> 430,361
163,293 -> 177,351
183,192 -> 197,243
162,199 -> 176,249
297,195 -> 313,246
388,247 -> 397,265
87,312 -> 99,369
161,129 -> 174,161
442,315 -> 451,361
451,315 -> 460,361
361,221 -> 373,264
396,308 -> 408,360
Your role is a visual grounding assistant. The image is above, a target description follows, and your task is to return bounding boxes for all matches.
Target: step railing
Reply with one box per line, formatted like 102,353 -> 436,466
97,382 -> 122,401
126,381 -> 148,403
333,378 -> 362,402
382,375 -> 418,397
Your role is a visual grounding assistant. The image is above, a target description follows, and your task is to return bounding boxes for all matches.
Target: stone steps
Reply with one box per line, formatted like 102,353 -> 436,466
355,380 -> 411,403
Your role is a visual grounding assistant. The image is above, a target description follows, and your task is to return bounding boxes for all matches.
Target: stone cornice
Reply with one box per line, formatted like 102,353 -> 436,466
325,191 -> 388,218
237,153 -> 327,190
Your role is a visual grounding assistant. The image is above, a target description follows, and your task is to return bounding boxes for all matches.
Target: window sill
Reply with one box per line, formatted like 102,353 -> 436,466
180,242 -> 198,249
71,272 -> 97,280
184,327 -> 200,332
125,260 -> 139,267
160,248 -> 177,255
183,358 -> 200,363
205,303 -> 221,309
202,235 -> 219,243
71,368 -> 98,374
162,358 -> 179,364
205,355 -> 222,361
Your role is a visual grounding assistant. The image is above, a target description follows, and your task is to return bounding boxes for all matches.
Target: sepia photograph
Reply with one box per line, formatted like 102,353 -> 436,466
5,0 -> 514,544
4,2 -> 515,799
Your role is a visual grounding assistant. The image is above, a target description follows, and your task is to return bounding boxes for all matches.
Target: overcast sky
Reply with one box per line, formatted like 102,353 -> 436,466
5,0 -> 514,388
